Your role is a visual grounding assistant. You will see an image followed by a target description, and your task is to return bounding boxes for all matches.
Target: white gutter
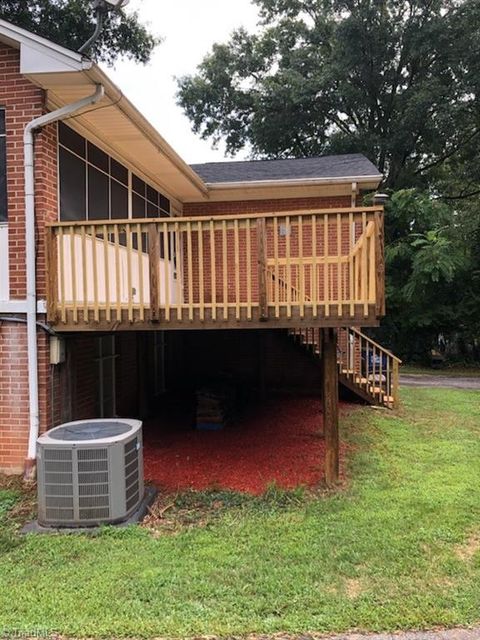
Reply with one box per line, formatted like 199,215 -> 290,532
204,174 -> 384,190
23,84 -> 104,479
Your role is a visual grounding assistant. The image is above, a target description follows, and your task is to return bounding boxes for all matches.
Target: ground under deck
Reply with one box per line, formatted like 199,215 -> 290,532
143,396 -> 351,494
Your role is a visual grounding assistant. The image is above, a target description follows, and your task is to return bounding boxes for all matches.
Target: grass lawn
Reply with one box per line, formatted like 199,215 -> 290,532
1,387 -> 480,638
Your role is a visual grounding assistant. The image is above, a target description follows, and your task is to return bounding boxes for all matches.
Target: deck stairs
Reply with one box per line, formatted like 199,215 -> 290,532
288,327 -> 401,409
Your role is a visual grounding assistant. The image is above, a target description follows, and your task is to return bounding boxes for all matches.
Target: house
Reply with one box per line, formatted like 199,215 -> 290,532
0,18 -> 399,486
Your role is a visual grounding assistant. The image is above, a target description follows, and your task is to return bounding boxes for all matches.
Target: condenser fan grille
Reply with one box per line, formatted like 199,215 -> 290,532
125,438 -> 140,512
49,421 -> 131,441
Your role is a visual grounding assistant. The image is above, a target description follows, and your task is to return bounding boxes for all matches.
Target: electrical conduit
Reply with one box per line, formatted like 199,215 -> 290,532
23,84 -> 105,479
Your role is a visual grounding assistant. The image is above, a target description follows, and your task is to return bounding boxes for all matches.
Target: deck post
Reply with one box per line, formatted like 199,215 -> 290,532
392,359 -> 400,409
46,227 -> 58,323
322,327 -> 339,486
148,224 -> 160,322
257,217 -> 268,321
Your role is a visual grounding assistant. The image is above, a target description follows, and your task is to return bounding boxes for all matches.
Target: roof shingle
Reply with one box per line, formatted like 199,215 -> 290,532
190,153 -> 381,184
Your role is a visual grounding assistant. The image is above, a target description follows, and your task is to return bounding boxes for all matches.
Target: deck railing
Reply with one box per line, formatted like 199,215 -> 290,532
45,206 -> 385,328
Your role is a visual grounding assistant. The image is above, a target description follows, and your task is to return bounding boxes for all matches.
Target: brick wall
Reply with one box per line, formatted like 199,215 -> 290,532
182,196 -> 354,307
0,43 -> 58,472
181,329 -> 322,395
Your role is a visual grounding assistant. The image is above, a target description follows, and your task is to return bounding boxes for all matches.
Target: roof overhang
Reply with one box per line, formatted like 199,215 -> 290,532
0,19 -> 208,206
185,174 -> 383,203
0,18 -> 383,208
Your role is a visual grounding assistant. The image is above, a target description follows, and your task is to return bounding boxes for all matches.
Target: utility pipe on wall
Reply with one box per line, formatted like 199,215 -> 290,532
23,84 -> 104,479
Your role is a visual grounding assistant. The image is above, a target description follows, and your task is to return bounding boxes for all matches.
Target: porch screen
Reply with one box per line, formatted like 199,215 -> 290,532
58,122 -> 170,222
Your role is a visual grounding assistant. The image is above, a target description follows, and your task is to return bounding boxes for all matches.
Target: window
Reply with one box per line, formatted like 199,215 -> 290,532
0,109 -> 7,223
58,122 -> 171,222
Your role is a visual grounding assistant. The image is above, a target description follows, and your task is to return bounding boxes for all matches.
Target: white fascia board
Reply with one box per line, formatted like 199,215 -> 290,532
206,174 -> 384,190
0,18 -> 91,74
21,41 -> 92,75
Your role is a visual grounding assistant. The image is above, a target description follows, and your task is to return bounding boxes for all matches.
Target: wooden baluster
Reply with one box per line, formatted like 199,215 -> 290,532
273,216 -> 279,318
365,338 -> 369,391
222,220 -> 228,321
324,214 -> 329,317
312,214 -> 318,318
393,359 -> 400,409
298,215 -> 305,319
175,222 -> 182,321
210,219 -> 217,321
187,221 -> 194,322
233,218 -> 241,320
80,226 -> 88,322
103,224 -> 111,322
90,225 -> 99,323
286,215 -> 292,319
386,355 -> 391,408
114,224 -> 121,322
138,223 -> 145,321
375,209 -> 386,316
59,227 -> 66,323
257,217 -> 268,321
337,212 -> 342,317
198,220 -> 205,321
126,224 -> 133,322
349,212 -> 354,317
362,211 -> 368,317
369,222 -> 376,304
70,226 -> 78,324
148,224 -> 160,322
159,221 -> 168,322
246,218 -> 252,320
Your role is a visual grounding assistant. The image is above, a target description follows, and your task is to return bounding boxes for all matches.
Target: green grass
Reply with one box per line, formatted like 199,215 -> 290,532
1,387 -> 480,638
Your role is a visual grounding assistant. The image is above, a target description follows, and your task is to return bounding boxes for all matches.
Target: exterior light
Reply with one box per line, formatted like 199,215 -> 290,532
373,193 -> 389,206
79,0 -> 130,55
96,0 -> 130,8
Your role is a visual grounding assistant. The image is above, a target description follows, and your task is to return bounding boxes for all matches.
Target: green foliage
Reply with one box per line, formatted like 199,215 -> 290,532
374,189 -> 477,360
1,389 -> 480,635
0,0 -> 160,65
0,489 -> 23,554
178,0 -> 480,190
178,2 -> 480,361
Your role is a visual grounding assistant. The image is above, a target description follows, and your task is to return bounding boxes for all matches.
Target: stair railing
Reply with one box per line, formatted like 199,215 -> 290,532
337,327 -> 401,409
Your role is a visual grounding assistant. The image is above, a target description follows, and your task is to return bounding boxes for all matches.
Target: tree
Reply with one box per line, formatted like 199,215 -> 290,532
177,0 -> 480,190
0,0 -> 160,65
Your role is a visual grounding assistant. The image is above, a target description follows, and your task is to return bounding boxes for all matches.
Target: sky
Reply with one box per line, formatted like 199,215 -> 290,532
104,0 -> 260,164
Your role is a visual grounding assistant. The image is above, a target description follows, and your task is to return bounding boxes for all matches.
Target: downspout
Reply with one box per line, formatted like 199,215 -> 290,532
23,84 -> 104,480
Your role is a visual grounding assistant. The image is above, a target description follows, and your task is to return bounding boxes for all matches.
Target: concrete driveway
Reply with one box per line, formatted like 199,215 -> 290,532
324,630 -> 480,639
254,629 -> 480,640
400,374 -> 480,391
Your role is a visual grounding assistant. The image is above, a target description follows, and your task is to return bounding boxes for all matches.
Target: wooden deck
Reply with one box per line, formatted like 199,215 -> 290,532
45,206 -> 385,332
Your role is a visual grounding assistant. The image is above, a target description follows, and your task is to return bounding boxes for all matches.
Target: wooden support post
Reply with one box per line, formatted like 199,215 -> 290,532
257,217 -> 268,321
392,359 -> 400,409
375,210 -> 385,316
46,227 -> 58,323
322,327 -> 339,486
148,224 -> 160,322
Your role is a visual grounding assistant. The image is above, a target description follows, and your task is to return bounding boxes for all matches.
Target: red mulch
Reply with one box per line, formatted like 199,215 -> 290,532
143,396 -> 351,495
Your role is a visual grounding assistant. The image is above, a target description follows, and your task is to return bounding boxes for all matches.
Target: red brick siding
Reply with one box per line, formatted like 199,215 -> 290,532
0,43 -> 58,472
182,196 -> 355,307
181,329 -> 322,394
116,334 -> 139,417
